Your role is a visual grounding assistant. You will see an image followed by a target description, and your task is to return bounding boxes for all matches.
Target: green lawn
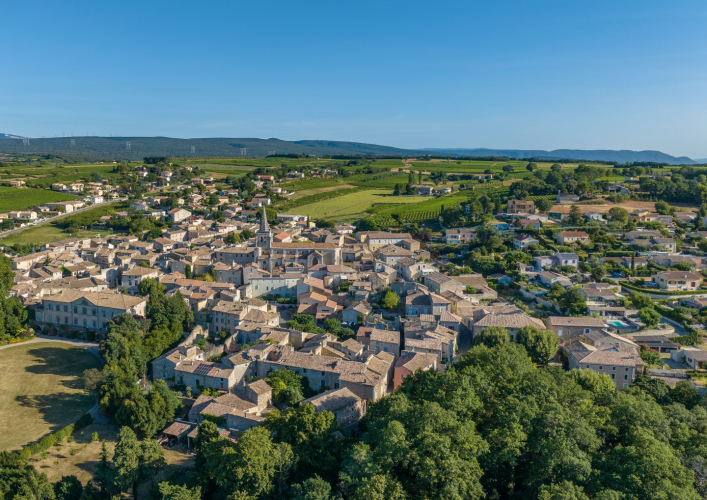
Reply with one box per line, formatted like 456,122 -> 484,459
0,203 -> 122,247
0,342 -> 101,451
287,189 -> 427,221
0,187 -> 79,213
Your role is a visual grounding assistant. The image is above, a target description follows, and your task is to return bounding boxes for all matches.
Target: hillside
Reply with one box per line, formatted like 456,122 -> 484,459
0,135 -> 698,164
0,136 -> 428,161
421,147 -> 696,165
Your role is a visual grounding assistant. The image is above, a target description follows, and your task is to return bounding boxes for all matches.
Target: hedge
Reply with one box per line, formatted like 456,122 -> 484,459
619,282 -> 707,296
605,251 -> 636,257
17,412 -> 93,459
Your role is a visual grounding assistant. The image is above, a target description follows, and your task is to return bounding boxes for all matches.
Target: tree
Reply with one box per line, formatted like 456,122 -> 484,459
671,380 -> 701,409
473,326 -> 510,348
381,289 -> 399,311
590,264 -> 607,281
638,307 -> 661,328
608,207 -> 629,223
205,426 -> 293,499
112,427 -> 141,498
630,291 -> 653,309
112,427 -> 165,500
54,475 -> 83,500
290,475 -> 332,500
464,285 -> 479,294
568,205 -> 583,226
639,348 -> 662,366
516,326 -> 560,364
356,219 -> 380,232
265,368 -> 307,406
323,318 -> 341,335
224,231 -> 241,245
194,420 -> 221,451
156,482 -> 202,500
393,184 -> 401,196
536,198 -> 553,213
184,264 -> 192,279
526,162 -> 537,172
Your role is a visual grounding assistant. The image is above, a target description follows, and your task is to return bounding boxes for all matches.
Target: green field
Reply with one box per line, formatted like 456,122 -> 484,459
0,342 -> 101,451
0,203 -> 122,247
0,187 -> 79,213
285,189 -> 427,221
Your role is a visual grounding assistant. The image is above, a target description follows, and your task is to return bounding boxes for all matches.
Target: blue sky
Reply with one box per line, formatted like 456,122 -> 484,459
2,0 -> 706,158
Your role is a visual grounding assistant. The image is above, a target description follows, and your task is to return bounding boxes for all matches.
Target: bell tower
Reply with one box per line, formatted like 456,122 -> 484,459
256,208 -> 272,249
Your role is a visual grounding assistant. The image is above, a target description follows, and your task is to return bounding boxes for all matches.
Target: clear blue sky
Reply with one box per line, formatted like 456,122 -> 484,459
2,0 -> 707,158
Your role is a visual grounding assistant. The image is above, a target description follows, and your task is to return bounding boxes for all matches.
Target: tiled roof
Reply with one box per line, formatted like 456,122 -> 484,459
547,316 -> 605,327
370,328 -> 400,344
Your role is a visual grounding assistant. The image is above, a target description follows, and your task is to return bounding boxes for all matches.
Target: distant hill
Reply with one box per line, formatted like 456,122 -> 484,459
0,136 -> 428,161
421,148 -> 696,165
0,135 -> 697,165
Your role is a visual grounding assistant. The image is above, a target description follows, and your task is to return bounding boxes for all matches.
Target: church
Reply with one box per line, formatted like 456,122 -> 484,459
255,210 -> 342,271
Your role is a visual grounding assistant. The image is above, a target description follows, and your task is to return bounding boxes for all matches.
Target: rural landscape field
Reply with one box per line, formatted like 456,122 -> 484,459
0,342 -> 101,452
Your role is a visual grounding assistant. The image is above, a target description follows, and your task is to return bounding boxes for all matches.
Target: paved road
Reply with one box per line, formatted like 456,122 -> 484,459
0,334 -> 103,363
0,198 -> 126,239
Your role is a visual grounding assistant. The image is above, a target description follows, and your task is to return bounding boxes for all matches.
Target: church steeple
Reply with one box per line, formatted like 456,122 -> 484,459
260,207 -> 269,233
256,207 -> 272,249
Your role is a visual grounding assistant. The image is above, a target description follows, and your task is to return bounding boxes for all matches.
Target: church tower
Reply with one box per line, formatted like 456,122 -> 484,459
256,208 -> 272,249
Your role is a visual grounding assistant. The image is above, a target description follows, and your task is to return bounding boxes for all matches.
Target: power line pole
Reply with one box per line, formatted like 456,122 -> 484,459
71,139 -> 75,147
268,151 -> 276,156
191,145 -> 196,154
126,142 -> 131,151
240,148 -> 247,157
22,138 -> 29,146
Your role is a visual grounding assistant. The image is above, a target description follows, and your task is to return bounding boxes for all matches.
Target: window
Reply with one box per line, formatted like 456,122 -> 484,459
47,304 -> 52,311
64,317 -> 69,324
82,307 -> 87,315
64,305 -> 68,312
48,315 -> 52,321
612,367 -> 616,371
624,374 -> 628,380
334,383 -> 339,389
93,321 -> 96,327
599,365 -> 603,370
102,311 -> 106,317
83,319 -> 87,327
74,318 -> 78,325
611,374 -> 615,379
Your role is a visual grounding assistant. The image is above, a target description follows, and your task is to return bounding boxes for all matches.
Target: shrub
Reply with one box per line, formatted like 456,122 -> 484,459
91,432 -> 99,442
69,448 -> 77,456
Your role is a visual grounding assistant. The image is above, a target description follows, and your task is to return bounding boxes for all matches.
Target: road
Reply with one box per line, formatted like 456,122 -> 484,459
0,198 -> 126,238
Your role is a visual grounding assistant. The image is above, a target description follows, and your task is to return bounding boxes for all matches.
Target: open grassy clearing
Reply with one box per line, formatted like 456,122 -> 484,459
291,189 -> 427,221
28,422 -> 194,490
0,226 -> 114,247
0,187 -> 79,213
0,203 -> 121,247
0,342 -> 101,452
288,183 -> 358,200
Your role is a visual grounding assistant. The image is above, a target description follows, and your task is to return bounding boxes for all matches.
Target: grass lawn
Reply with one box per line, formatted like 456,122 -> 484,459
0,342 -> 101,451
292,189 -> 427,221
0,225 -> 113,247
0,187 -> 79,213
29,422 -> 194,490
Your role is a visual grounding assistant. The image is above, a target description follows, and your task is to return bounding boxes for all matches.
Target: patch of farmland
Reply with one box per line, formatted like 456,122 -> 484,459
0,187 -> 79,212
290,189 -> 426,221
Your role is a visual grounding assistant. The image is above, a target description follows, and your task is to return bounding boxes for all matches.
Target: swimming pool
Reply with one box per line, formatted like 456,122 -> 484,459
608,320 -> 629,328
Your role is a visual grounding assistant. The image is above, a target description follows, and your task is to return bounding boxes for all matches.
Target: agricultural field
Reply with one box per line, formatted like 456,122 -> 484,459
286,189 -> 427,221
0,186 -> 79,213
0,342 -> 101,452
0,203 -> 121,247
372,194 -> 471,225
